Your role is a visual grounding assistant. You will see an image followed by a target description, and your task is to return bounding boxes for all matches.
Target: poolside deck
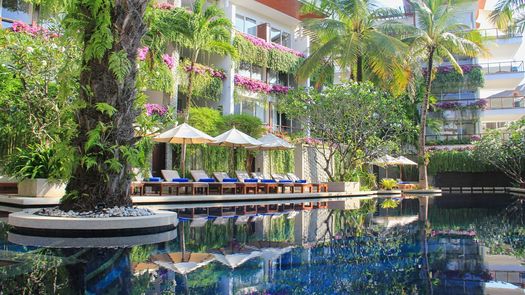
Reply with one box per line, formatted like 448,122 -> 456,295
0,191 -> 378,212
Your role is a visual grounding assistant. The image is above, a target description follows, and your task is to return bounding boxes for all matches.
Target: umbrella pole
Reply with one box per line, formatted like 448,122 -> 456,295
269,151 -> 272,176
399,165 -> 403,181
181,139 -> 187,177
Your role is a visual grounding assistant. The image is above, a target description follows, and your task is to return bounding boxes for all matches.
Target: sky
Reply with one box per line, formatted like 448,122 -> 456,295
375,0 -> 498,10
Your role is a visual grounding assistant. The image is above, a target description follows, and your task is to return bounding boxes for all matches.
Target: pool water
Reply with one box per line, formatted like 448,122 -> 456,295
0,194 -> 524,294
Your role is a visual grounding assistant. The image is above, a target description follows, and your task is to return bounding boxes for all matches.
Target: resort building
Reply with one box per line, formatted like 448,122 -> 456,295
386,0 -> 525,146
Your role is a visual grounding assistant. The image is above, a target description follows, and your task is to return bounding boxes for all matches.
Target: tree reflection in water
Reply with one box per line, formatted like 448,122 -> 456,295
1,195 -> 524,294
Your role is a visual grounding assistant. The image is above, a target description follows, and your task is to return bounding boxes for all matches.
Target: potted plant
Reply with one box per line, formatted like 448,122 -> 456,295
380,178 -> 398,191
4,144 -> 69,198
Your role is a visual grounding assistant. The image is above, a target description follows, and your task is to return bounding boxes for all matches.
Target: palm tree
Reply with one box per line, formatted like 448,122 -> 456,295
298,0 -> 411,94
490,0 -> 525,33
170,0 -> 236,176
171,0 -> 236,122
400,0 -> 484,188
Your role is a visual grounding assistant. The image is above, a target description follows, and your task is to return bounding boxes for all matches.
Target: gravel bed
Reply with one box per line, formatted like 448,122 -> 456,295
35,206 -> 155,218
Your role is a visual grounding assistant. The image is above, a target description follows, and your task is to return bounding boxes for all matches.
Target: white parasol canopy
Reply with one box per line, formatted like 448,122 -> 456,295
151,252 -> 215,275
210,127 -> 262,147
396,156 -> 417,166
153,123 -> 214,176
372,155 -> 400,166
247,133 -> 294,174
248,133 -> 294,151
154,123 -> 214,144
213,251 -> 262,269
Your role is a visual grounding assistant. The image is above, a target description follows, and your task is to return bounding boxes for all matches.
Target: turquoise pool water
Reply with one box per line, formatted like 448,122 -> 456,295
0,194 -> 524,294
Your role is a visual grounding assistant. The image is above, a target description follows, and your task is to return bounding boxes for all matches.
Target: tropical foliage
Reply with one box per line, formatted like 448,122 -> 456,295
490,0 -> 525,33
430,65 -> 484,90
0,23 -> 79,157
4,144 -> 73,181
279,82 -> 411,181
299,0 -> 411,94
473,118 -> 525,186
388,0 -> 484,189
167,0 -> 236,122
427,150 -> 494,174
233,32 -> 304,73
380,178 -> 398,190
178,60 -> 225,102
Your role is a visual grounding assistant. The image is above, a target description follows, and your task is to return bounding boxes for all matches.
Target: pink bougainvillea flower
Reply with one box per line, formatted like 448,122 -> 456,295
155,2 -> 175,10
145,103 -> 168,116
238,32 -> 305,58
137,47 -> 149,61
162,54 -> 175,69
11,21 -> 58,38
184,63 -> 227,80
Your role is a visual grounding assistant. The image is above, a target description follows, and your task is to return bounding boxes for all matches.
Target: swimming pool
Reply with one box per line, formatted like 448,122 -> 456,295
0,194 -> 523,294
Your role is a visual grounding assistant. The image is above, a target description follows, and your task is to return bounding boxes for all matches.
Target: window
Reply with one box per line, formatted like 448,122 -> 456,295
235,14 -> 257,36
282,32 -> 291,48
1,0 -> 33,26
237,61 -> 263,80
268,70 -> 290,86
270,27 -> 292,48
483,122 -> 508,130
270,28 -> 281,44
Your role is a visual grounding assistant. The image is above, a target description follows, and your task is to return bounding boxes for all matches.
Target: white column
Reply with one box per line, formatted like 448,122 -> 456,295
219,0 -> 235,115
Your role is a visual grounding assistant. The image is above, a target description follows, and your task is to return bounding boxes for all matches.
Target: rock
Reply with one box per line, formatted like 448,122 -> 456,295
34,206 -> 155,218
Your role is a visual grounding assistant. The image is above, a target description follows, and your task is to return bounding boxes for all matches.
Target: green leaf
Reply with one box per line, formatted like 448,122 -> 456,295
104,158 -> 123,172
95,102 -> 117,117
109,50 -> 131,82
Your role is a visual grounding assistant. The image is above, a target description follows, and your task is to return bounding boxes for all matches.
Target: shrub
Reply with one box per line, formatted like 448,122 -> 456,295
3,144 -> 72,181
380,178 -> 398,190
188,107 -> 224,136
220,114 -> 264,138
428,150 -> 493,174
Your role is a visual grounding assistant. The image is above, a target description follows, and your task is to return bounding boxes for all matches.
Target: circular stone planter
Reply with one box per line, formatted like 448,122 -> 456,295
8,229 -> 177,248
8,209 -> 178,238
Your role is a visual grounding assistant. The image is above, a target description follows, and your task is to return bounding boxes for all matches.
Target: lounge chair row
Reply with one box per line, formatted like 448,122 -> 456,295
131,170 -> 328,196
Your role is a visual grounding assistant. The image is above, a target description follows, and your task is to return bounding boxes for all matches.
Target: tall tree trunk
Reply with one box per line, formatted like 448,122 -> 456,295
418,47 -> 435,189
61,0 -> 148,211
356,55 -> 363,82
180,56 -> 197,177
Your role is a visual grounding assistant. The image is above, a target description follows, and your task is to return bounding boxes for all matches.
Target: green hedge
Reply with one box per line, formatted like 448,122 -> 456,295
428,150 -> 494,174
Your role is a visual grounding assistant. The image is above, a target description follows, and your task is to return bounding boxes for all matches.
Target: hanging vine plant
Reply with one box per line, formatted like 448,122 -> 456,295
430,65 -> 484,91
178,59 -> 225,101
233,32 -> 304,73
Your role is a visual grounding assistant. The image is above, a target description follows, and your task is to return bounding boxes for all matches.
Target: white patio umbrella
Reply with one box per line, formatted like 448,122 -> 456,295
372,155 -> 400,178
209,127 -> 262,173
151,252 -> 215,275
212,251 -> 262,269
395,156 -> 417,181
247,133 -> 294,174
154,123 -> 215,177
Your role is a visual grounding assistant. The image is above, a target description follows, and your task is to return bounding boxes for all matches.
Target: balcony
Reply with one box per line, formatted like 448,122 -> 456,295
481,61 -> 525,89
426,132 -> 511,146
478,28 -> 522,40
432,97 -> 525,111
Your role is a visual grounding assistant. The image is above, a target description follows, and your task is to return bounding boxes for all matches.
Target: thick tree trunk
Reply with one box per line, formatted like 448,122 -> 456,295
356,55 -> 363,82
418,47 -> 435,190
61,0 -> 148,211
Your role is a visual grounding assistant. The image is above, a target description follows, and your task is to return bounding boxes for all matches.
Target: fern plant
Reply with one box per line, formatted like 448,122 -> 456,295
3,144 -> 71,181
380,178 -> 398,190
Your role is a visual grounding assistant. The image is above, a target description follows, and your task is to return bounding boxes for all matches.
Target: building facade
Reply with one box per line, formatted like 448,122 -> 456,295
390,0 -> 525,145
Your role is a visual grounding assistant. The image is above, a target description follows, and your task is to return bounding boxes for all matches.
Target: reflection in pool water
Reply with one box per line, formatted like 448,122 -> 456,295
0,194 -> 524,294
